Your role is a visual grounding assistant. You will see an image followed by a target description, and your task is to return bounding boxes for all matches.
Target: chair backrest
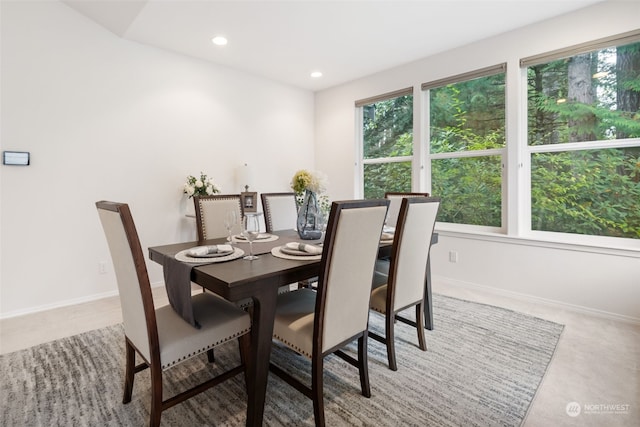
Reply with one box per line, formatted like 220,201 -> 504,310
261,192 -> 298,233
315,199 -> 389,354
384,192 -> 430,228
388,197 -> 440,311
194,195 -> 243,242
96,201 -> 159,364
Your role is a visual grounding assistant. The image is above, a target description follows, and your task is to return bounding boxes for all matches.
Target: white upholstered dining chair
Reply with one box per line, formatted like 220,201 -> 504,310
194,193 -> 289,300
193,194 -> 248,299
383,191 -> 430,228
376,191 -> 430,273
261,191 -> 315,290
369,197 -> 440,371
193,194 -> 244,242
96,201 -> 251,427
261,192 -> 298,233
269,199 -> 389,427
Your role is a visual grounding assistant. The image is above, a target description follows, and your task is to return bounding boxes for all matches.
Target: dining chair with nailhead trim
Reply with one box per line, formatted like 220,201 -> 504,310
193,194 -> 244,243
261,191 -> 315,290
383,192 -> 430,228
374,192 -> 431,277
269,199 -> 389,427
261,192 -> 298,233
369,197 -> 440,371
96,200 -> 251,427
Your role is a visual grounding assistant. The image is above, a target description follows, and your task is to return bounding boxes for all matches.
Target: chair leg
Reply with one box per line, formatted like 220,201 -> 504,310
311,356 -> 325,427
358,334 -> 371,398
149,363 -> 163,427
415,303 -> 427,351
386,312 -> 398,371
207,348 -> 215,363
122,340 -> 136,404
238,333 -> 252,388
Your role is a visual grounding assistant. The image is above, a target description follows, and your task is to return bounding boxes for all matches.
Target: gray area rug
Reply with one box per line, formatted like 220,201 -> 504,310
0,294 -> 563,426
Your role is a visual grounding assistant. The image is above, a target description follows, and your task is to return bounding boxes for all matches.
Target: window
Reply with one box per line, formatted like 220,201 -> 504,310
354,31 -> 639,246
524,36 -> 640,239
423,64 -> 506,228
357,88 -> 413,199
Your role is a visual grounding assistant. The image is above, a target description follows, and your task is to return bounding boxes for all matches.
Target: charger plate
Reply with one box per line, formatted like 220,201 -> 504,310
186,246 -> 235,258
175,247 -> 245,263
271,246 -> 322,261
232,234 -> 279,243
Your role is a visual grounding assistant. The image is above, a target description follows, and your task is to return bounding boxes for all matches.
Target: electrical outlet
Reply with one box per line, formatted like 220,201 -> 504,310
449,251 -> 458,263
99,261 -> 108,274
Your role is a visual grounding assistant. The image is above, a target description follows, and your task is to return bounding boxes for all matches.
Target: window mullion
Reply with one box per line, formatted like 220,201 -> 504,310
363,156 -> 413,165
354,107 -> 364,198
430,148 -> 505,160
420,88 -> 430,194
529,138 -> 640,154
506,62 -> 528,236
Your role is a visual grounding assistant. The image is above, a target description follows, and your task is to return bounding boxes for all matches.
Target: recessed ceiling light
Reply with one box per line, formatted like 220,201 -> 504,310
211,36 -> 228,46
310,71 -> 323,78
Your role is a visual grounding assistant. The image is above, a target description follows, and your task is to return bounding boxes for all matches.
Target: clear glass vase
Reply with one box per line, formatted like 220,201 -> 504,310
297,190 -> 323,240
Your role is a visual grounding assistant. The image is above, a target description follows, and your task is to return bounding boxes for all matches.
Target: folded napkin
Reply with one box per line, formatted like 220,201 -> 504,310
187,244 -> 233,257
381,232 -> 395,241
285,242 -> 323,255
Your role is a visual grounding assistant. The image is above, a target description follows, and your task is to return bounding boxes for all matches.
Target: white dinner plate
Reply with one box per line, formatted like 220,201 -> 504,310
234,233 -> 271,240
187,250 -> 234,259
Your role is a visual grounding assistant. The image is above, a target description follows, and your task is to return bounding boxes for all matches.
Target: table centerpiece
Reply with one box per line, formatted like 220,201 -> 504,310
291,169 -> 329,240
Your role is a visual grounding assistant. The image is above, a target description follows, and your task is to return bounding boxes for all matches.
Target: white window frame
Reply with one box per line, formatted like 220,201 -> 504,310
422,64 -> 508,234
355,87 -> 414,198
519,32 -> 640,250
352,32 -> 640,253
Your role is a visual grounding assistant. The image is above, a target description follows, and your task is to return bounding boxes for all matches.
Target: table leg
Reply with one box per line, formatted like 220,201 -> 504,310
424,254 -> 434,330
245,288 -> 278,426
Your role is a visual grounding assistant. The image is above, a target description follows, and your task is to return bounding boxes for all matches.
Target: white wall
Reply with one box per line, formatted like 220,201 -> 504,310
0,1 -> 315,317
315,1 -> 640,322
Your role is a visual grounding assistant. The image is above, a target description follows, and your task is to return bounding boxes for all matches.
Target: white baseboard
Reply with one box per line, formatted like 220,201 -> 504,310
0,289 -> 118,320
3,277 -> 638,326
434,275 -> 640,326
0,282 -> 166,320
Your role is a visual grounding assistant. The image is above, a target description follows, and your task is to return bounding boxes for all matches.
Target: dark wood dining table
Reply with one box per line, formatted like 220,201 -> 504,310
149,230 -> 321,426
148,229 -> 437,426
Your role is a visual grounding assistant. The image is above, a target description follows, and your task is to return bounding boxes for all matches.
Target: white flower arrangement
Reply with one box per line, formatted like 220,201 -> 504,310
290,169 -> 328,195
183,172 -> 220,198
290,169 -> 330,213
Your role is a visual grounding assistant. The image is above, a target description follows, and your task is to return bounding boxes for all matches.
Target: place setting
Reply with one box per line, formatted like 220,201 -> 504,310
231,233 -> 279,243
174,244 -> 244,263
271,241 -> 323,260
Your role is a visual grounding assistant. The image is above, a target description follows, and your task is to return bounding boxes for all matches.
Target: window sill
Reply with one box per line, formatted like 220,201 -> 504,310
435,226 -> 640,258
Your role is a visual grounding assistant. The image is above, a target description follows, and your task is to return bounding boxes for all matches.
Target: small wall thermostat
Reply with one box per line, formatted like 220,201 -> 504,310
3,151 -> 30,166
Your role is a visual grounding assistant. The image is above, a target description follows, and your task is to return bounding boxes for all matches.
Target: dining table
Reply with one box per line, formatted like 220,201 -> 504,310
148,229 -> 437,426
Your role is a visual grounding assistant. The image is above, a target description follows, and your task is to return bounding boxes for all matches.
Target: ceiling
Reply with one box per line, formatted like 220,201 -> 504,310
62,0 -> 605,92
